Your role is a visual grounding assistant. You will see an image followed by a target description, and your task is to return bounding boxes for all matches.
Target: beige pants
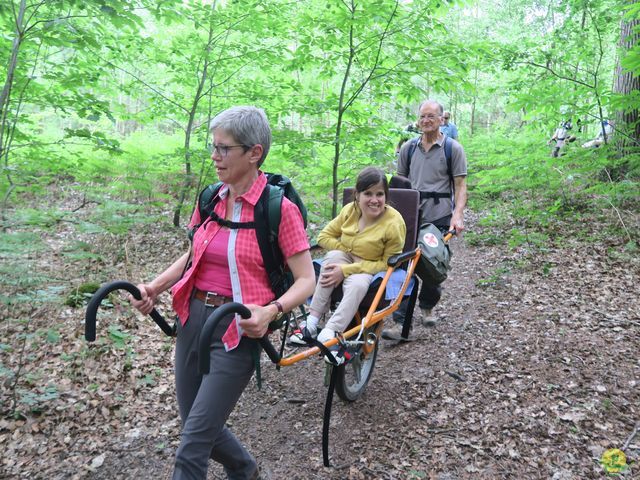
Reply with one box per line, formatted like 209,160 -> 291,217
309,250 -> 373,333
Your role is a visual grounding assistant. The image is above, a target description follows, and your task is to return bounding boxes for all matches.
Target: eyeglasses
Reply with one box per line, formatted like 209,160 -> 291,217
209,144 -> 249,157
444,117 -> 450,120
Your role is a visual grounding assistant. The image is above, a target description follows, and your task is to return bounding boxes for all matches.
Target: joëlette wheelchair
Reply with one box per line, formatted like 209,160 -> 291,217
84,187 -> 425,467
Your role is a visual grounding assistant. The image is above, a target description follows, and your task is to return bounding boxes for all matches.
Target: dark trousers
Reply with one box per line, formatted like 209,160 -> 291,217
173,297 -> 258,480
392,279 -> 442,324
392,221 -> 449,325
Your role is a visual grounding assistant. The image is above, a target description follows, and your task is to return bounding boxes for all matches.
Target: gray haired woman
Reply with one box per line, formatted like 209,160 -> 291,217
131,106 -> 315,479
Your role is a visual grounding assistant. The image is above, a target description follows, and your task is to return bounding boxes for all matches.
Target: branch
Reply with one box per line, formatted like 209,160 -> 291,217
588,8 -> 605,69
623,422 -> 639,451
22,0 -> 46,30
23,14 -> 92,38
0,0 -> 26,120
8,323 -> 30,415
97,54 -> 189,114
203,12 -> 251,52
2,38 -> 41,165
517,60 -> 595,89
343,0 -> 399,111
201,60 -> 252,99
606,199 -> 632,243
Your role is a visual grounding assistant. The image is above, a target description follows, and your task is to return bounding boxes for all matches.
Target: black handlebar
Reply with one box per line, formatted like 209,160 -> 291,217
387,249 -> 419,267
198,302 -> 281,374
84,280 -> 176,341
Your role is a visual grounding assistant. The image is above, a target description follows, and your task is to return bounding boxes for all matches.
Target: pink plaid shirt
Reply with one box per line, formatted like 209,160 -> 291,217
171,172 -> 309,351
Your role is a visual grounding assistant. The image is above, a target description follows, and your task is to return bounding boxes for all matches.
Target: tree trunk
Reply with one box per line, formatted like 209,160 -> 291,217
172,2 -> 216,227
0,0 -> 27,161
470,67 -> 479,136
613,13 -> 640,151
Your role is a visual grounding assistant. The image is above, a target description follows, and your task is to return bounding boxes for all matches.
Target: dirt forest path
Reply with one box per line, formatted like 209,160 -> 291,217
2,207 -> 638,479
87,211 -> 638,480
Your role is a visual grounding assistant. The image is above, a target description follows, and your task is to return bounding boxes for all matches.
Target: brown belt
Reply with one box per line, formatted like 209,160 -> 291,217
193,288 -> 233,307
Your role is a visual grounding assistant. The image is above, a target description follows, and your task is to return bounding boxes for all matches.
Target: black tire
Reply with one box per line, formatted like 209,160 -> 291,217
334,336 -> 378,402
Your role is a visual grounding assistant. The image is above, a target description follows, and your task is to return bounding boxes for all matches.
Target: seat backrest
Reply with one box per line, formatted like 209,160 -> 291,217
342,187 -> 420,252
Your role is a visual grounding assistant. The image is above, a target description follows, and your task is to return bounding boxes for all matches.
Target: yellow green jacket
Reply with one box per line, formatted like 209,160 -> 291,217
318,202 -> 406,277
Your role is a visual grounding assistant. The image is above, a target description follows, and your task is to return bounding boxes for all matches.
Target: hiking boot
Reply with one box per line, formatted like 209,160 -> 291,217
381,321 -> 414,341
421,308 -> 437,327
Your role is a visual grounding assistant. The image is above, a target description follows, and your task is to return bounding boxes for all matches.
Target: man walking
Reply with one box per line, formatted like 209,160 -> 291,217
383,100 -> 467,339
440,111 -> 459,140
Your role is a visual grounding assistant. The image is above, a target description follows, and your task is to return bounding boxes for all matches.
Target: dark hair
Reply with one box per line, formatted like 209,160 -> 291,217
353,167 -> 389,202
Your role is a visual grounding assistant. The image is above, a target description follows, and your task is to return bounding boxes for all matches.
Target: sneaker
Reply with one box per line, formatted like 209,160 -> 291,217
324,349 -> 351,366
381,321 -> 413,341
317,327 -> 335,344
288,324 -> 317,345
421,308 -> 436,327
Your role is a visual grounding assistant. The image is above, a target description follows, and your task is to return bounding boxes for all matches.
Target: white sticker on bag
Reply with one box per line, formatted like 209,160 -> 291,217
423,232 -> 439,248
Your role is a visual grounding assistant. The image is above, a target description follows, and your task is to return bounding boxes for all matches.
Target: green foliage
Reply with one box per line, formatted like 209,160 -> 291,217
64,281 -> 101,308
0,263 -> 52,297
0,0 -> 147,204
9,208 -> 65,228
0,0 -> 635,245
103,324 -> 137,372
137,373 -> 157,388
607,240 -> 638,262
466,127 -> 638,247
107,324 -> 133,350
0,232 -> 44,254
15,385 -> 60,414
476,266 -> 511,288
87,199 -> 157,235
44,328 -> 61,344
61,241 -> 103,262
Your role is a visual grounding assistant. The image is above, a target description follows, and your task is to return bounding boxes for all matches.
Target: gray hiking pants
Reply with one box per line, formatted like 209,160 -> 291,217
172,297 -> 258,480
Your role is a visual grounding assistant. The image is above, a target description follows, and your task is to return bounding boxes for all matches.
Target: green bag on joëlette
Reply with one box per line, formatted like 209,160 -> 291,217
415,223 -> 452,284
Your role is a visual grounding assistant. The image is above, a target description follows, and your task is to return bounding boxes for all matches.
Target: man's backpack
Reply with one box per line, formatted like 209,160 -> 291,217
405,135 -> 455,204
191,173 -> 307,328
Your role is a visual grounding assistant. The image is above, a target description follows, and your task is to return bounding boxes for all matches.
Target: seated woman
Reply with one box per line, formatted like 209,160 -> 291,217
289,166 -> 406,349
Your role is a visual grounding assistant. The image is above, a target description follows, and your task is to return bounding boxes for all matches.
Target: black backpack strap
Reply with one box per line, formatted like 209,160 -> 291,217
253,184 -> 287,297
188,183 -> 223,241
405,137 -> 420,174
443,135 -> 454,192
419,191 -> 450,203
198,182 -> 223,221
206,210 -> 257,229
190,182 -> 265,242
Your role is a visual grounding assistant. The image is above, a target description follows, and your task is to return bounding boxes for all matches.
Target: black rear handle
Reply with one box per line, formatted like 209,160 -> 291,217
198,302 -> 281,374
85,280 -> 175,341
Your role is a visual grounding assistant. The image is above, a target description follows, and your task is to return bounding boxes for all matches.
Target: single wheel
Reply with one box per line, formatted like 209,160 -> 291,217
334,334 -> 378,402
